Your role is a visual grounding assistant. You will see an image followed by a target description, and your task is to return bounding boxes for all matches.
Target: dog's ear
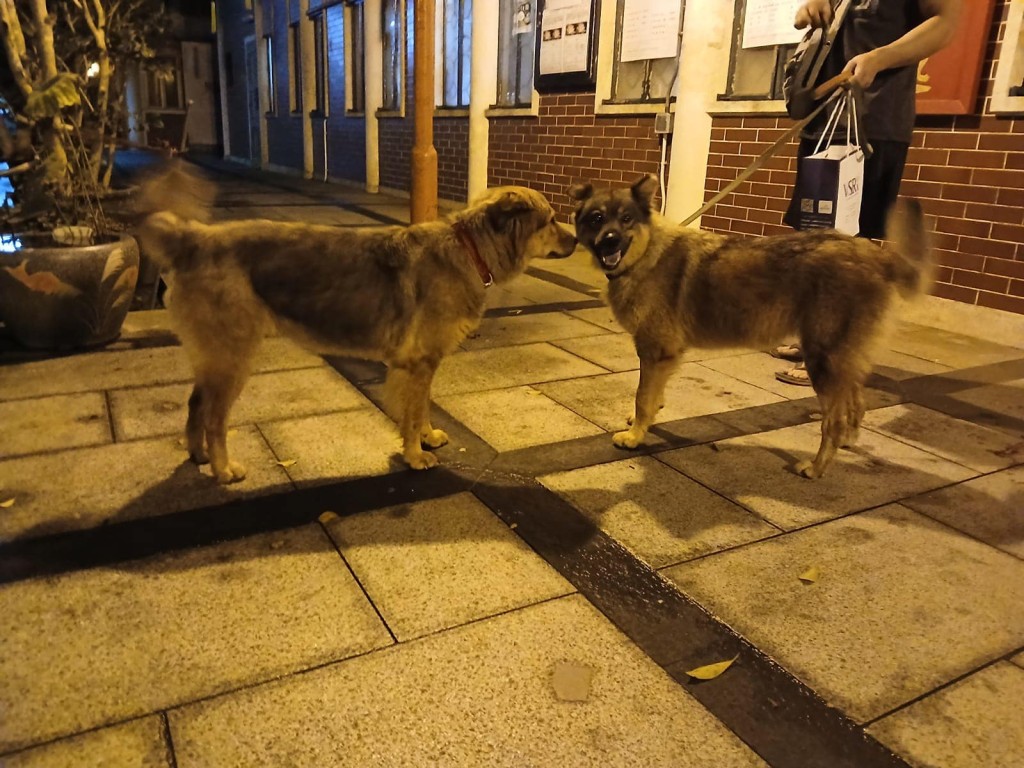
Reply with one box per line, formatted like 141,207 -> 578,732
568,182 -> 593,202
631,174 -> 659,211
486,192 -> 534,233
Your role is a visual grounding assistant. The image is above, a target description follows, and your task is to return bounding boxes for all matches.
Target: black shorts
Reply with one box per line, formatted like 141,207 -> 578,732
784,137 -> 909,239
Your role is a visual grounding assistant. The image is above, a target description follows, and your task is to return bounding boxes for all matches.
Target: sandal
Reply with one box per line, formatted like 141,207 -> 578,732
775,363 -> 813,386
770,343 -> 804,362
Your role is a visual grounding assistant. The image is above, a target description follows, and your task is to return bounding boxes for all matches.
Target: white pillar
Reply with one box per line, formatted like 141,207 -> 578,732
300,0 -> 315,178
253,0 -> 270,167
215,12 -> 231,158
364,0 -> 383,193
468,0 -> 499,201
663,0 -> 732,226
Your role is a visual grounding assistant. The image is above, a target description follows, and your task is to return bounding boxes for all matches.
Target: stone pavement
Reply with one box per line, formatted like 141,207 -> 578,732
1,162 -> 1023,767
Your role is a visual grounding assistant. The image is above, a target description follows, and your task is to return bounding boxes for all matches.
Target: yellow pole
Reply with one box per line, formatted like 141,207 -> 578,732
411,0 -> 438,222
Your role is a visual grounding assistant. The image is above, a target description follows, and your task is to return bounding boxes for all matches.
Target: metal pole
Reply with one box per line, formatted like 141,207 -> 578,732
411,0 -> 438,222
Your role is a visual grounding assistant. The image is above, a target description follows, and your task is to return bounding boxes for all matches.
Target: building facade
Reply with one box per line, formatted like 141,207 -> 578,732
216,0 -> 1024,313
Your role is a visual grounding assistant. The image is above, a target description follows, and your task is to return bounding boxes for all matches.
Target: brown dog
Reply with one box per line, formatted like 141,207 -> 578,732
137,165 -> 576,482
569,174 -> 932,478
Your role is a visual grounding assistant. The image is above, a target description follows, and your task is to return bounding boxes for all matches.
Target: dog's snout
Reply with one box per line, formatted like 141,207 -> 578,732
600,231 -> 622,248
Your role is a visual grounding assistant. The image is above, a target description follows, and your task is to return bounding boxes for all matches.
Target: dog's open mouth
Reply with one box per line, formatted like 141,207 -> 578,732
599,249 -> 623,270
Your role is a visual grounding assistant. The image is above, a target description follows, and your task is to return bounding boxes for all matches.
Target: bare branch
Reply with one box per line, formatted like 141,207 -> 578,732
0,0 -> 34,98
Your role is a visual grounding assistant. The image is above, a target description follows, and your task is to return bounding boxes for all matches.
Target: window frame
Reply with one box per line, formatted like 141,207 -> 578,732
263,34 -> 277,115
437,0 -> 471,109
311,12 -> 327,115
380,0 -> 405,114
493,0 -> 536,111
288,21 -> 302,114
345,0 -> 366,114
605,0 -> 684,107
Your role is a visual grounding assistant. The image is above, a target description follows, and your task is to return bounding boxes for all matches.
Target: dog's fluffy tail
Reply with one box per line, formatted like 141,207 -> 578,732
886,198 -> 933,298
135,161 -> 215,272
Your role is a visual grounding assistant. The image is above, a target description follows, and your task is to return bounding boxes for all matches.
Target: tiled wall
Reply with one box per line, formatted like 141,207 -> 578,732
701,0 -> 1024,314
488,93 -> 668,222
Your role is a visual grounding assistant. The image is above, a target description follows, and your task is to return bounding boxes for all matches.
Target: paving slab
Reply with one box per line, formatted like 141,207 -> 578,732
537,364 -> 784,433
109,368 -> 372,441
462,311 -> 610,350
0,524 -> 391,754
0,393 -> 110,458
356,202 -> 410,223
553,332 -> 640,372
664,504 -> 1024,723
540,456 -> 778,568
531,253 -> 606,289
2,716 -> 171,768
436,386 -> 604,451
660,422 -> 977,529
931,378 -> 1024,437
503,273 -> 594,304
168,595 -> 765,767
258,408 -> 404,485
323,493 -> 574,640
700,353 -> 815,401
888,322 -> 1024,368
870,347 -> 954,381
868,662 -> 1024,768
0,425 -> 289,542
862,403 -> 1024,473
431,342 -> 606,396
901,465 -> 1024,559
567,306 -> 624,333
0,337 -> 324,401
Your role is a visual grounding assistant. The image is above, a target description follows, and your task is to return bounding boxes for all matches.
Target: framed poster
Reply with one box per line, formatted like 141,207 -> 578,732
534,0 -> 601,93
915,0 -> 997,114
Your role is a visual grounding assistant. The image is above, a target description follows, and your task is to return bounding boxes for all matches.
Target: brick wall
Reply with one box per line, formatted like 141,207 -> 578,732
378,0 -> 470,201
323,3 -> 365,183
488,93 -> 669,222
263,0 -> 304,170
701,0 -> 1024,314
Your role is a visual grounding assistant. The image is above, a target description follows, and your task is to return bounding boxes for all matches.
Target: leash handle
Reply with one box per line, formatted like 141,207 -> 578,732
812,71 -> 853,100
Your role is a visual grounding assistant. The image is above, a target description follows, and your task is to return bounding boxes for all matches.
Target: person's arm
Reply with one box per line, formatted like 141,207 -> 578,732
843,0 -> 961,88
795,0 -> 833,29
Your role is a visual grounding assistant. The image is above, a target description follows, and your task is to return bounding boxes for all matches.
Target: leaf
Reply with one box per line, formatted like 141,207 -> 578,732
2,260 -> 81,297
0,498 -> 14,508
799,567 -> 820,584
24,73 -> 81,119
101,247 -> 126,282
276,459 -> 297,468
685,655 -> 738,681
318,511 -> 338,524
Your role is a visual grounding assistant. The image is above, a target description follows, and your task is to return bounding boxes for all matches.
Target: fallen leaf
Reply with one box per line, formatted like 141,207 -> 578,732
509,309 -> 522,315
318,511 -> 338,524
509,522 -> 518,530
458,447 -> 466,452
552,660 -> 593,701
685,655 -> 738,681
276,459 -> 298,468
526,389 -> 542,396
799,566 -> 820,584
0,498 -> 14,508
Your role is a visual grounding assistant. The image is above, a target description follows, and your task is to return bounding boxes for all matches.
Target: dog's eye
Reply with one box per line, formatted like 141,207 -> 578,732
586,211 -> 604,228
621,213 -> 634,225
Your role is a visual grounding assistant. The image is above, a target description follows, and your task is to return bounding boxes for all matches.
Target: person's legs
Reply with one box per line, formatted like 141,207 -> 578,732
775,139 -> 909,386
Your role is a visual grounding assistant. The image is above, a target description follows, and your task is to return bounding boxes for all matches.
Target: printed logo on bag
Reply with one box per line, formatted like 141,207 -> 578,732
843,178 -> 860,198
801,199 -> 815,213
818,200 -> 833,215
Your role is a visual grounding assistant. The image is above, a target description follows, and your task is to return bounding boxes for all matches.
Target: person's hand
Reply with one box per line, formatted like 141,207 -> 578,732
795,0 -> 833,29
842,51 -> 883,89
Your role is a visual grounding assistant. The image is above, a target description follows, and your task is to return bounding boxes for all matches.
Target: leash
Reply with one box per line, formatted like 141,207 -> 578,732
680,73 -> 854,227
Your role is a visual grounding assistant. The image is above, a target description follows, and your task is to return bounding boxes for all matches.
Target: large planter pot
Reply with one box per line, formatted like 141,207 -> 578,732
0,233 -> 140,350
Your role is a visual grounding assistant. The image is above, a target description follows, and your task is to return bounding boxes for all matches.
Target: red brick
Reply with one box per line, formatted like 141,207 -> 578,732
978,133 -> 1024,151
919,198 -> 967,219
959,235 -> 1018,259
932,281 -> 979,304
934,217 -> 991,238
987,257 -> 1024,279
977,291 -> 1024,314
952,269 -> 1009,293
937,250 -> 984,271
992,223 -> 1024,244
940,184 -> 999,204
1011,279 -> 1024,298
918,165 -> 974,184
966,203 -> 1024,225
999,188 -> 1024,207
973,168 -> 1024,188
922,132 -> 978,149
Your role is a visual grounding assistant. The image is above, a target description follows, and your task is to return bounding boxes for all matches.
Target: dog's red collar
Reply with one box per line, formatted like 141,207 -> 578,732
453,224 -> 493,288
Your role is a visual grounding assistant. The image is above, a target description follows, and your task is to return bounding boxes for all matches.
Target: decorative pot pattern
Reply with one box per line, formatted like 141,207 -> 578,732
0,234 -> 140,350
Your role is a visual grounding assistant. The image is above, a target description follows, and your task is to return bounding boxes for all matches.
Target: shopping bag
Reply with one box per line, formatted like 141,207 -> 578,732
793,91 -> 864,236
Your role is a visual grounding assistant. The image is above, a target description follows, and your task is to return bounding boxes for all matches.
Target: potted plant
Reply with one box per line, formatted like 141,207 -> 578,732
0,0 -> 165,350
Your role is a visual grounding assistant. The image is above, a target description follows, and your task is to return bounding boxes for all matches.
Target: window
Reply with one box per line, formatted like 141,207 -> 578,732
381,0 -> 403,111
289,22 -> 302,113
496,0 -> 534,108
146,58 -> 183,109
263,34 -> 276,113
722,0 -> 794,100
440,0 -> 471,108
313,13 -> 327,113
608,0 -> 683,103
345,1 -> 366,113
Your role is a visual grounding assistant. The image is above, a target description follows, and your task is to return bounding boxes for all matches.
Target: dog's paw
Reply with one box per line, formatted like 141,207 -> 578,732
421,428 -> 449,449
214,461 -> 247,484
794,459 -> 822,479
405,451 -> 439,470
613,429 -> 643,449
